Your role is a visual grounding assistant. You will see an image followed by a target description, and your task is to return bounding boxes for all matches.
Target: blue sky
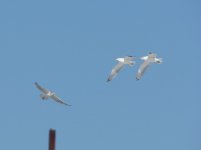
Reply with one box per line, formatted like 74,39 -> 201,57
0,0 -> 201,150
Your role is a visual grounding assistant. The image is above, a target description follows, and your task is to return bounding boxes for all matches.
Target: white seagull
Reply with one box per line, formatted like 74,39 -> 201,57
34,82 -> 71,106
136,52 -> 162,80
107,56 -> 135,82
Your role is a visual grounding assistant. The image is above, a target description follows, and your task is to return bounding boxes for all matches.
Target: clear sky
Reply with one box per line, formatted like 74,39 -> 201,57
0,0 -> 200,150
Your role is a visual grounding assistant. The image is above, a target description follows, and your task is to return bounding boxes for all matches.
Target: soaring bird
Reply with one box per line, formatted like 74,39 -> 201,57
34,82 -> 71,106
107,56 -> 135,82
136,52 -> 162,80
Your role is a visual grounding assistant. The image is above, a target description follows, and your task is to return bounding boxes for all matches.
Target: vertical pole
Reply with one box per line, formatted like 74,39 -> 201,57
49,129 -> 56,150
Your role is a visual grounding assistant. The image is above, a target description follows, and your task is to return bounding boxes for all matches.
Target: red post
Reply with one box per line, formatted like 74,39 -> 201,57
49,129 -> 56,150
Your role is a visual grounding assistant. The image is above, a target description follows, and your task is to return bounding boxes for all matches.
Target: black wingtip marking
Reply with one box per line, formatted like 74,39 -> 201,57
107,78 -> 111,82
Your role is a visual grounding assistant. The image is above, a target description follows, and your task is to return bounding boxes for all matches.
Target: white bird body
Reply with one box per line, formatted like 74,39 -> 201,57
107,56 -> 135,82
40,91 -> 54,100
35,82 -> 71,106
136,52 -> 162,80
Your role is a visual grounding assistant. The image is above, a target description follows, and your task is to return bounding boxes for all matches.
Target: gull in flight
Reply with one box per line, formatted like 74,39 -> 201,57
136,52 -> 163,80
107,56 -> 135,82
34,82 -> 71,106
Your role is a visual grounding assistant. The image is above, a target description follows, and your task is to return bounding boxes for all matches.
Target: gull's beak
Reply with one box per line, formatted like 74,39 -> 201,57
156,58 -> 163,64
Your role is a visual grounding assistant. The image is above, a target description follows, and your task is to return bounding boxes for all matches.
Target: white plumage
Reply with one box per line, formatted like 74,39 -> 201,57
136,52 -> 162,80
107,56 -> 136,82
35,82 -> 71,106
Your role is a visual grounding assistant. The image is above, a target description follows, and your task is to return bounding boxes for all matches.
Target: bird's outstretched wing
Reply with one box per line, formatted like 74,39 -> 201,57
136,61 -> 150,80
35,82 -> 49,94
51,94 -> 71,106
107,62 -> 124,82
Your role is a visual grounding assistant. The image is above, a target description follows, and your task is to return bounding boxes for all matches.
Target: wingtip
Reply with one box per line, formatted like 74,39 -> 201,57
107,78 -> 111,82
63,102 -> 72,106
65,104 -> 72,106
